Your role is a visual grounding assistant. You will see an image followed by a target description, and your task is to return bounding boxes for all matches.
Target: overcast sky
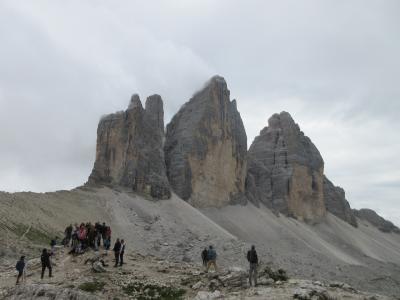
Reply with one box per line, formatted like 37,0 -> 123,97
1,1 -> 399,225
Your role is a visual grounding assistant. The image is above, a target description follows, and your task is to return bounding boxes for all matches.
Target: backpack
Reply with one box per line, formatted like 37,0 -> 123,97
207,249 -> 216,260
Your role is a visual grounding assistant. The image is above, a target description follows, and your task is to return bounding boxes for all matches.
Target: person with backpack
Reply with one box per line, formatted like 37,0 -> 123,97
201,247 -> 208,267
206,245 -> 218,272
247,245 -> 258,286
113,238 -> 121,267
15,256 -> 25,285
64,224 -> 73,247
40,249 -> 53,279
119,239 -> 125,266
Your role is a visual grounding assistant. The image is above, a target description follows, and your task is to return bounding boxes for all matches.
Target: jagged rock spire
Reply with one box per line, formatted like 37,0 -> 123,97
165,75 -> 247,207
88,94 -> 170,199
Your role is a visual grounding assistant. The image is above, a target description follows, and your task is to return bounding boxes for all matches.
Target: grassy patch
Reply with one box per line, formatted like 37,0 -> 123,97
78,281 -> 106,293
123,282 -> 186,300
10,223 -> 59,245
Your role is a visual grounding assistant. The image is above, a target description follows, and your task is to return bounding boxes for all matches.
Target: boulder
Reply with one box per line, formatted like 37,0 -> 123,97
88,94 -> 170,199
165,76 -> 247,207
323,176 -> 358,227
246,112 -> 326,222
353,208 -> 400,233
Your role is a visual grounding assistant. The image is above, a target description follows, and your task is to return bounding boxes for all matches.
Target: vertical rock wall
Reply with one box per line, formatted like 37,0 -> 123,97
246,112 -> 326,222
88,94 -> 171,199
164,76 -> 247,207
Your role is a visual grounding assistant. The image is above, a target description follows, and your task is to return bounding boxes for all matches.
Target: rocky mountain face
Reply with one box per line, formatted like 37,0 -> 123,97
323,176 -> 358,227
354,208 -> 400,233
165,76 -> 247,208
246,112 -> 326,222
88,94 -> 170,199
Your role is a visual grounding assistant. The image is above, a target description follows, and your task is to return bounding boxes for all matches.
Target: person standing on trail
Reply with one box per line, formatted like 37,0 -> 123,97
15,256 -> 25,285
206,245 -> 218,272
113,238 -> 121,267
247,245 -> 259,286
119,239 -> 125,266
95,222 -> 102,249
40,249 -> 53,279
101,222 -> 107,246
201,247 -> 208,267
104,226 -> 112,253
64,224 -> 72,247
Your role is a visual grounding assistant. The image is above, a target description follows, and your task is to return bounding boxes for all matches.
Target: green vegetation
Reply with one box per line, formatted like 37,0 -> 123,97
123,282 -> 186,300
8,223 -> 60,245
78,281 -> 106,293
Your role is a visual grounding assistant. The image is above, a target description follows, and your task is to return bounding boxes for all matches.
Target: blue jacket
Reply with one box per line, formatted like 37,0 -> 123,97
207,249 -> 217,260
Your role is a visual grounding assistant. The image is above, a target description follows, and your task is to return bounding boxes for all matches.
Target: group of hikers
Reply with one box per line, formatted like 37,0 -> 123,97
201,244 -> 259,286
63,222 -> 112,254
16,221 -> 259,287
15,221 -> 126,285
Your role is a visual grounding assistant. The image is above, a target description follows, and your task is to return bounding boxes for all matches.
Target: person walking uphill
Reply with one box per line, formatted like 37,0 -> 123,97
41,249 -> 53,279
113,238 -> 121,267
201,247 -> 208,267
15,256 -> 25,285
247,245 -> 258,286
206,245 -> 218,272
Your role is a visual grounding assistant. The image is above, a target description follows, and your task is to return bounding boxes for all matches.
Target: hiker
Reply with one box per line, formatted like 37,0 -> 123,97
64,224 -> 73,247
201,247 -> 208,267
101,222 -> 107,246
71,224 -> 79,247
50,238 -> 57,254
119,239 -> 125,266
247,245 -> 258,286
104,226 -> 111,252
95,222 -> 102,248
15,256 -> 25,285
87,223 -> 96,248
78,223 -> 87,249
113,238 -> 121,267
40,249 -> 53,279
206,245 -> 218,272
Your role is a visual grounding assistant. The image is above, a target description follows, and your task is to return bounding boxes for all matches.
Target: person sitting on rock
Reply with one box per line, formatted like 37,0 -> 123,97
201,247 -> 208,267
206,245 -> 218,272
15,256 -> 25,285
113,238 -> 121,267
40,249 -> 53,279
247,245 -> 259,286
119,239 -> 125,266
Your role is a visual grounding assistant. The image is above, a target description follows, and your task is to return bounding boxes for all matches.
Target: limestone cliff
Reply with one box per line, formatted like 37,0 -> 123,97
88,94 -> 170,199
323,176 -> 358,227
164,76 -> 247,207
246,112 -> 326,222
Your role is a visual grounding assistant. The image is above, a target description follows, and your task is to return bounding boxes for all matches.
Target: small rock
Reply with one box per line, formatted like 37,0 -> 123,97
192,281 -> 203,290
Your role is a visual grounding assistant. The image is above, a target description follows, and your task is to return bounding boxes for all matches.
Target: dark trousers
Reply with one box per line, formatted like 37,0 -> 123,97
114,251 -> 120,266
41,264 -> 52,278
119,251 -> 124,266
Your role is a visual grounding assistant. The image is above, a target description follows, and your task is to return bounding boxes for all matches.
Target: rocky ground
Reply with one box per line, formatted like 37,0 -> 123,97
1,187 -> 400,298
0,247 -> 396,300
